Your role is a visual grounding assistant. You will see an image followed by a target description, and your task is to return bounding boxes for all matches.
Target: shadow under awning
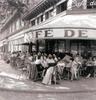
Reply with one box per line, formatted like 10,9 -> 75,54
21,42 -> 36,45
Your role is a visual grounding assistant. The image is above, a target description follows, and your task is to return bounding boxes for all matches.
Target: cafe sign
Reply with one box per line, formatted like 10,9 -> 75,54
33,28 -> 96,40
88,0 -> 96,7
70,0 -> 87,10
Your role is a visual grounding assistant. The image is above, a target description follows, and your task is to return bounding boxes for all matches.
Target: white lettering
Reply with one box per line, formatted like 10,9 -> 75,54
72,0 -> 84,8
90,1 -> 96,6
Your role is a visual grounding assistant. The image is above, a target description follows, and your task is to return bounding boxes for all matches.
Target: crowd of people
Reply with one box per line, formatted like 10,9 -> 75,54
3,51 -> 96,85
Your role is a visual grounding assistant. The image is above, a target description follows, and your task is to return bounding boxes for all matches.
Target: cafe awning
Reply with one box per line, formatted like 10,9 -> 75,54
40,14 -> 96,29
25,14 -> 96,40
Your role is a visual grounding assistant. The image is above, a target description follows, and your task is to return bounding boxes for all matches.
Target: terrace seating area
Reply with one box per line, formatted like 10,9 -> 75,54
4,51 -> 96,85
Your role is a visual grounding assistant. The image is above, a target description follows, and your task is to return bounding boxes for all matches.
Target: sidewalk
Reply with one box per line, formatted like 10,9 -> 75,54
0,59 -> 27,80
0,59 -> 96,94
0,76 -> 96,94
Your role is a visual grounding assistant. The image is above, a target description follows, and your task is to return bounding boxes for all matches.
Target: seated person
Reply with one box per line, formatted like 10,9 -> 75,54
35,55 -> 44,79
70,57 -> 81,80
63,58 -> 73,79
35,55 -> 43,71
57,60 -> 65,76
86,57 -> 94,78
41,56 -> 48,77
42,54 -> 56,85
93,57 -> 96,77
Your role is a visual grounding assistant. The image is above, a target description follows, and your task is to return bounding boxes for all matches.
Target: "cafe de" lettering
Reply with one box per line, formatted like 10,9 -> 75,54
34,28 -> 96,39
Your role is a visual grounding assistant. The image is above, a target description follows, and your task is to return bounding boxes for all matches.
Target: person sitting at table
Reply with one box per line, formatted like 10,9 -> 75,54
70,57 -> 81,81
41,56 -> 48,77
63,58 -> 73,79
42,54 -> 56,85
53,54 -> 58,63
93,57 -> 96,77
86,57 -> 94,78
35,55 -> 44,79
57,60 -> 65,76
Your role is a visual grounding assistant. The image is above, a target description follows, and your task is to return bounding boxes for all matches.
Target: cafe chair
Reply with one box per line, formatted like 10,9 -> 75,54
66,67 -> 71,80
18,67 -> 28,80
76,64 -> 82,80
63,61 -> 72,80
34,64 -> 44,81
52,65 -> 62,84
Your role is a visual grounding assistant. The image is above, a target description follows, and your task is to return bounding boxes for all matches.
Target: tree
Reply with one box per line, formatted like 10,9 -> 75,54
7,0 -> 27,13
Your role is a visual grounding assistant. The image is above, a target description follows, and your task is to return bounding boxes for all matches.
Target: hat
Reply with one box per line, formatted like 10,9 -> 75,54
48,54 -> 52,58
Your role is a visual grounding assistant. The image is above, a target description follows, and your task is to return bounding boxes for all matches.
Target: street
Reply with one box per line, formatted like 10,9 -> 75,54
0,59 -> 96,100
0,90 -> 96,100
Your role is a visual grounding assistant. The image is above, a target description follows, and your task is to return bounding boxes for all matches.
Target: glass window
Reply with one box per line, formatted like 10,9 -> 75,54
56,1 -> 67,14
31,20 -> 35,26
91,41 -> 96,56
40,15 -> 43,22
37,17 -> 39,24
45,9 -> 54,20
71,42 -> 78,51
54,40 -> 65,53
58,41 -> 65,52
38,40 -> 45,52
45,12 -> 49,20
49,9 -> 54,17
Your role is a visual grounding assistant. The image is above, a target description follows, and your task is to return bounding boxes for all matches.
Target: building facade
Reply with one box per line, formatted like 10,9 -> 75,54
23,0 -> 96,58
0,10 -> 26,53
0,0 -> 32,53
0,0 -> 96,58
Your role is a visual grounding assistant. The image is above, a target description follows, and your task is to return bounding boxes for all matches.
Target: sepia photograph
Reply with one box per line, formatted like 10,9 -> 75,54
0,0 -> 96,100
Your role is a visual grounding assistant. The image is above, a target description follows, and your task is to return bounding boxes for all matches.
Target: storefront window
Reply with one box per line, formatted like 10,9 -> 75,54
38,40 -> 45,52
91,40 -> 96,56
53,40 -> 65,53
58,41 -> 65,53
70,40 -> 78,52
70,40 -> 92,58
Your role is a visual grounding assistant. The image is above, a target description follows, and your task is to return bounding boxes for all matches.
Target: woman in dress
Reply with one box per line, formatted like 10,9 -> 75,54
42,54 -> 56,85
41,55 -> 48,77
70,56 -> 81,80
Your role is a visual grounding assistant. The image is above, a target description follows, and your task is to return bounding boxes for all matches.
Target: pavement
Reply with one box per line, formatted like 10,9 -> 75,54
0,59 -> 95,92
0,59 -> 96,100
